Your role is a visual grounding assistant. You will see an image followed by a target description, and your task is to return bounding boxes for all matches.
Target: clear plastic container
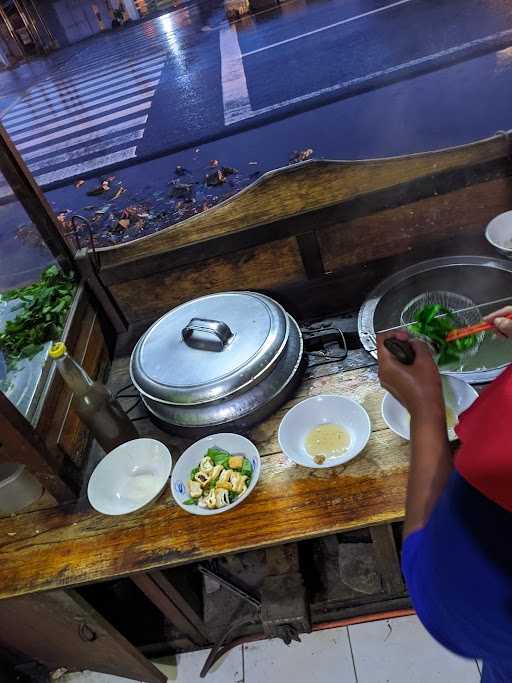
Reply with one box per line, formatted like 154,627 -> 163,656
0,463 -> 43,514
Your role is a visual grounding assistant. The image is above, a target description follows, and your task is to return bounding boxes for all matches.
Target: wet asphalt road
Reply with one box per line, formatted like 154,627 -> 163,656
2,0 -> 512,188
141,0 -> 512,156
2,0 -> 512,289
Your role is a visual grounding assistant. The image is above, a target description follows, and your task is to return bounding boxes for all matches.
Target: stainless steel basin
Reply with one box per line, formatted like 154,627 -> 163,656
358,256 -> 512,383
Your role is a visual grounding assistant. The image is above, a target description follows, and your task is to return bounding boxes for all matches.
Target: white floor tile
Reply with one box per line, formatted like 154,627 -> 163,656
56,645 -> 243,683
243,628 -> 357,683
348,615 -> 481,683
153,645 -> 243,682
57,672 -> 141,683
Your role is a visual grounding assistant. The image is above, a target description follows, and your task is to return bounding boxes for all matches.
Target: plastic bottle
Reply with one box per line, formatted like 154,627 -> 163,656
49,342 -> 138,452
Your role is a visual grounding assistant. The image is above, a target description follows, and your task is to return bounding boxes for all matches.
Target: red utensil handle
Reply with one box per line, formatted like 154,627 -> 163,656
446,313 -> 512,342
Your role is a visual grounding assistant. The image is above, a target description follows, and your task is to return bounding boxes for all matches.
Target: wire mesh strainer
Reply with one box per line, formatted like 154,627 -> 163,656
400,291 -> 485,359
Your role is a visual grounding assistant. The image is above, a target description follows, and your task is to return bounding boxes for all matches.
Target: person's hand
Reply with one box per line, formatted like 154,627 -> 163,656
483,306 -> 512,338
377,331 -> 443,418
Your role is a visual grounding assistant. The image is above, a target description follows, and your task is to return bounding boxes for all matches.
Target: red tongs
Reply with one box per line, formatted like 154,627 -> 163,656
445,312 -> 512,342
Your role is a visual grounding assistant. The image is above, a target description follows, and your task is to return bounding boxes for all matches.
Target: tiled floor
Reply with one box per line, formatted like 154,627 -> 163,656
59,615 -> 481,683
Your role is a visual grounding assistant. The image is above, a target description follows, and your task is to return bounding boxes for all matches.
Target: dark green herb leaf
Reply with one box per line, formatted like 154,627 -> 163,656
207,447 -> 231,467
183,498 -> 198,505
241,458 -> 253,477
0,266 -> 76,367
411,305 -> 478,367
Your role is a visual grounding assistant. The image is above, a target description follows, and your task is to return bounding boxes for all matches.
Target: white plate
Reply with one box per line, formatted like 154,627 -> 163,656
171,433 -> 261,515
381,375 -> 479,441
87,438 -> 172,515
278,394 -> 371,469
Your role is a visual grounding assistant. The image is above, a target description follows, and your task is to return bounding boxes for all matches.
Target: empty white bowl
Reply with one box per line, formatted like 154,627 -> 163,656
381,375 -> 478,441
171,433 -> 261,515
485,210 -> 512,258
88,438 -> 172,515
278,394 -> 371,469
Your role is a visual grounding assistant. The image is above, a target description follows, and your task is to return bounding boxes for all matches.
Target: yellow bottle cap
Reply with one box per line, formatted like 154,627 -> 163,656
49,342 -> 67,359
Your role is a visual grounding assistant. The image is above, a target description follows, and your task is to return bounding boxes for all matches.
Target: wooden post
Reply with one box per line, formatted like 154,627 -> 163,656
370,524 -> 405,595
0,124 -> 76,274
0,393 -> 74,502
132,572 -> 209,646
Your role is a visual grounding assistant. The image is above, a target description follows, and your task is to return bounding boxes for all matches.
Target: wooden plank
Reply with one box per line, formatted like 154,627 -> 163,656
296,232 -> 324,279
0,590 -> 165,683
0,124 -> 75,273
0,393 -> 73,502
131,572 -> 209,646
0,367 -> 409,600
75,249 -> 128,334
37,295 -> 109,490
97,155 -> 510,289
272,232 -> 497,321
317,176 -> 512,273
369,524 -> 405,595
96,134 -> 511,272
109,237 -> 305,323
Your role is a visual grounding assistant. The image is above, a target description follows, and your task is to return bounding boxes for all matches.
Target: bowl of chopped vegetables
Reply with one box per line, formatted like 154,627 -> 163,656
171,433 -> 260,515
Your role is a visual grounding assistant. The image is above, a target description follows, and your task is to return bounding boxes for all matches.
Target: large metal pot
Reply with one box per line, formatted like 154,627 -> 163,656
130,292 -> 305,436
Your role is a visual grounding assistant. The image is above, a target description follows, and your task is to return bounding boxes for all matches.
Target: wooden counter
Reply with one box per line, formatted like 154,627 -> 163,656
0,353 -> 409,601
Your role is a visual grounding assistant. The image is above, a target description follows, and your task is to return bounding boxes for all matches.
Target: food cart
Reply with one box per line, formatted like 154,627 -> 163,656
1,130 -> 511,681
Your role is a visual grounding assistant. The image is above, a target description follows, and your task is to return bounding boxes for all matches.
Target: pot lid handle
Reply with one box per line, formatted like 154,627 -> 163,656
182,318 -> 233,352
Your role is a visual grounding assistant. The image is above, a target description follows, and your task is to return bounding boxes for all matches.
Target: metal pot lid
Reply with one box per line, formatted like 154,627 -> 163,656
130,291 -> 289,405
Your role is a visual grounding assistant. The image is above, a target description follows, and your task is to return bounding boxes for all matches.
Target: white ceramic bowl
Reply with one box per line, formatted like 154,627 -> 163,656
171,433 -> 261,515
88,438 -> 172,515
381,375 -> 478,441
485,210 -> 512,258
278,394 -> 371,469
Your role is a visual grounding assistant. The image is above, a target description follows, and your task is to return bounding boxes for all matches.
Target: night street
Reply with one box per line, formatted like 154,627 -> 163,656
2,0 -> 512,289
2,0 -> 512,195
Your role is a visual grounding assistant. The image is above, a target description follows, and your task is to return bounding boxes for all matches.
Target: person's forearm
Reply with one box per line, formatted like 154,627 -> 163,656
403,404 -> 452,539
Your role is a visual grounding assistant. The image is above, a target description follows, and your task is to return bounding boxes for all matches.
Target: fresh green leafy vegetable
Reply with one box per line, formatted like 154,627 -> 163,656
190,466 -> 200,479
183,498 -> 198,505
0,265 -> 76,367
409,304 -> 478,366
241,458 -> 253,477
207,447 -> 230,467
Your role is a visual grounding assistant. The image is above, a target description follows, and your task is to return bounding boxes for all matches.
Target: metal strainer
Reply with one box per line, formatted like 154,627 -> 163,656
400,291 -> 485,358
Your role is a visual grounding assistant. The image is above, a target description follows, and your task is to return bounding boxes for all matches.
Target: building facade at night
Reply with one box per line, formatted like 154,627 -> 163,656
0,0 -> 162,66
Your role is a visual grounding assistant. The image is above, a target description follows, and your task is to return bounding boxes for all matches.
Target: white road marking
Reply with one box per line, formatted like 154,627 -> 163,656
4,74 -> 160,123
7,90 -> 156,142
219,25 -> 253,126
23,53 -> 165,97
35,147 -> 138,186
11,90 -> 156,142
9,61 -> 164,111
8,85 -> 157,134
18,57 -> 164,110
22,116 -> 148,160
15,102 -> 152,150
242,0 -> 414,56
28,130 -> 145,172
228,27 -> 512,124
